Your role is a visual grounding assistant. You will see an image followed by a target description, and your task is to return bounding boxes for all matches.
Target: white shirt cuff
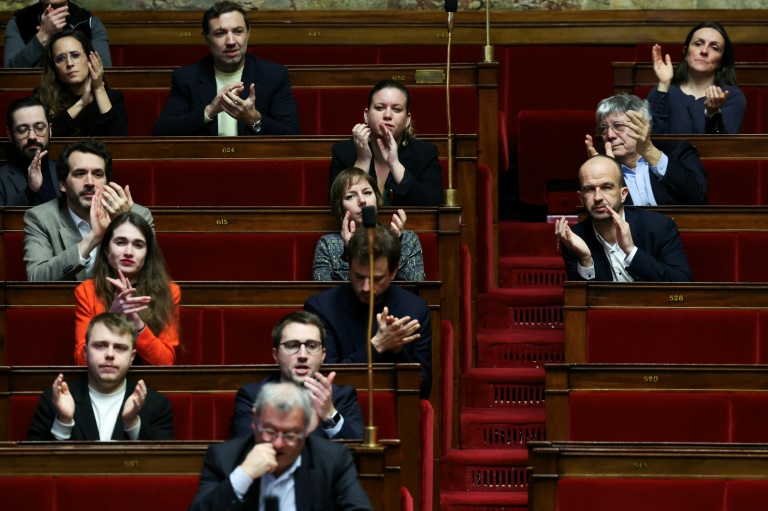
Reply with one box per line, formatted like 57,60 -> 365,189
577,261 -> 595,280
124,416 -> 141,440
624,246 -> 638,266
230,466 -> 255,500
650,152 -> 669,178
51,416 -> 74,441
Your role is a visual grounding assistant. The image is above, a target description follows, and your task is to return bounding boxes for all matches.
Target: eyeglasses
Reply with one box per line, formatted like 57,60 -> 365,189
257,423 -> 305,446
279,340 -> 323,355
53,50 -> 84,66
596,122 -> 627,137
13,123 -> 49,139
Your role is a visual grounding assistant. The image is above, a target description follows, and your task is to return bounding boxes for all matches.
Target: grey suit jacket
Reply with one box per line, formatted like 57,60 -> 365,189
0,157 -> 59,207
23,196 -> 154,281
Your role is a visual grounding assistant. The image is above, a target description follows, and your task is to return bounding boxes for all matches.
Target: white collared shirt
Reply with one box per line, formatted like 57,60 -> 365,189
229,454 -> 302,511
68,207 -> 97,277
621,152 -> 669,206
577,209 -> 638,282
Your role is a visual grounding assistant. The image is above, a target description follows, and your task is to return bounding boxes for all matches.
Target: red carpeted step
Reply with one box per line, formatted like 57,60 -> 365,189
499,221 -> 561,258
499,255 -> 565,289
440,490 -> 528,511
440,449 -> 530,492
461,368 -> 545,408
476,328 -> 564,368
477,288 -> 564,330
460,408 -> 546,449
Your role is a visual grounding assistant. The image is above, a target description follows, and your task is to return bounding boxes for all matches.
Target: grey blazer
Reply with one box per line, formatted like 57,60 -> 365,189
23,196 -> 154,281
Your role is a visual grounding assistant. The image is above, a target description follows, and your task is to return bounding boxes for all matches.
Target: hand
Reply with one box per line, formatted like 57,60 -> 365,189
555,216 -> 592,267
101,182 -> 134,218
122,379 -> 146,430
220,82 -> 260,124
304,371 -> 336,422
340,210 -> 356,247
623,110 -> 661,164
389,209 -> 406,238
52,373 -> 75,424
27,149 -> 46,193
652,44 -> 673,91
374,122 -> 400,169
89,188 -> 111,242
704,85 -> 730,113
584,135 -> 614,158
605,204 -> 635,255
36,5 -> 69,44
78,75 -> 94,108
240,442 -> 278,480
205,82 -> 244,119
107,270 -> 151,331
352,123 -> 373,168
371,307 -> 420,355
87,51 -> 105,91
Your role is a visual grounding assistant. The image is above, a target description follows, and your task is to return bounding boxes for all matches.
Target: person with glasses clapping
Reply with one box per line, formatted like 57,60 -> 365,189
584,94 -> 707,206
35,30 -> 127,137
230,311 -> 363,440
191,382 -> 372,511
1,96 -> 60,206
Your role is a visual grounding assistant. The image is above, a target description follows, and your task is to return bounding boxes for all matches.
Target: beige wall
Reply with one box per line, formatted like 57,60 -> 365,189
1,0 -> 767,12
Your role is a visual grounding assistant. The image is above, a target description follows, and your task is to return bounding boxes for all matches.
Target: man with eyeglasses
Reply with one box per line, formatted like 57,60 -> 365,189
555,154 -> 693,282
152,1 -> 300,137
585,94 -> 707,206
1,96 -> 59,206
230,311 -> 364,440
4,1 -> 112,69
190,382 -> 372,511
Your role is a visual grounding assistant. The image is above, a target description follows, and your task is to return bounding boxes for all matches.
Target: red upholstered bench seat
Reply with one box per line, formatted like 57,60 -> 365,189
681,231 -> 768,282
585,309 -> 768,364
2,231 -> 439,282
568,391 -> 768,443
0,476 -> 199,511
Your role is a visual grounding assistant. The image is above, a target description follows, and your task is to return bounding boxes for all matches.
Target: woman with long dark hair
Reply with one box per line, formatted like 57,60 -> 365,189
648,22 -> 744,134
74,212 -> 180,366
36,29 -> 127,137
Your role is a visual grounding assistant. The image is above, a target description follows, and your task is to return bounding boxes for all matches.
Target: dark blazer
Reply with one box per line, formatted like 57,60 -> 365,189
189,434 -> 373,511
304,282 -> 432,399
0,156 -> 59,207
48,87 -> 128,137
329,137 -> 443,206
562,206 -> 694,282
27,379 -> 174,441
624,140 -> 707,206
229,374 -> 364,439
152,53 -> 300,136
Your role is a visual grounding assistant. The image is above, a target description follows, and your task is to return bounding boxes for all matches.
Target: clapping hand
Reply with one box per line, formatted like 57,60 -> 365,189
107,269 -> 151,331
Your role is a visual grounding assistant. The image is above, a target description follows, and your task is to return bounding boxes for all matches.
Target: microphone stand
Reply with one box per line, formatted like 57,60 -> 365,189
363,206 -> 378,447
444,10 -> 458,207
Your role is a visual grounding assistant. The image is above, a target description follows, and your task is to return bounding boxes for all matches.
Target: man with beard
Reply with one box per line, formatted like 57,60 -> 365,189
555,154 -> 693,282
27,312 -> 173,441
23,138 -> 153,281
229,311 -> 364,440
585,94 -> 707,206
152,1 -> 300,137
305,226 -> 432,399
1,96 -> 59,206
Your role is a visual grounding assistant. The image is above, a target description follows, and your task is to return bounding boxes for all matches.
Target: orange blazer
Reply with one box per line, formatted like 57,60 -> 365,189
74,279 -> 181,365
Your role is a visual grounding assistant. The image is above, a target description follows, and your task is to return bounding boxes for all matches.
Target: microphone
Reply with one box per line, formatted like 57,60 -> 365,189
265,496 -> 279,511
361,205 -> 377,228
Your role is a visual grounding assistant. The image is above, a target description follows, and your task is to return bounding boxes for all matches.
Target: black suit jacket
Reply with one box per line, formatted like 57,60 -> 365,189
152,53 -> 300,136
189,434 -> 373,511
304,282 -> 432,398
0,156 -> 59,207
562,206 -> 694,282
624,140 -> 707,206
229,374 -> 364,439
329,137 -> 443,206
27,379 -> 174,441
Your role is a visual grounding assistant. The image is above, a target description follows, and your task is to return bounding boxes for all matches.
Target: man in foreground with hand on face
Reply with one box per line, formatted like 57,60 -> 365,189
27,312 -> 174,441
190,382 -> 372,511
555,154 -> 694,283
230,311 -> 364,440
